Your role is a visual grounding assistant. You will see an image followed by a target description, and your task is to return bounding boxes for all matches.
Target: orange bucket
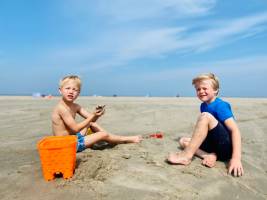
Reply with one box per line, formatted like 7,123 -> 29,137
37,135 -> 77,181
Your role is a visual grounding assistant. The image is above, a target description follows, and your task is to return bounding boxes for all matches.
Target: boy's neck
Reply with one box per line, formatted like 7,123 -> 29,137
61,98 -> 74,107
204,96 -> 217,104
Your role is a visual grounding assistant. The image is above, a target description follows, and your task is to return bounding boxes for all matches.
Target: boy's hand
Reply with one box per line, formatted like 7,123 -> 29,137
94,105 -> 105,116
228,158 -> 244,177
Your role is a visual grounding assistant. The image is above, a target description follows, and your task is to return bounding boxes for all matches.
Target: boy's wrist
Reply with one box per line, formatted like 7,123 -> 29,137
231,155 -> 241,160
93,113 -> 99,120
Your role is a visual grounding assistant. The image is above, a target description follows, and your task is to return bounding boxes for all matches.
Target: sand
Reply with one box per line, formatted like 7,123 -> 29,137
0,96 -> 267,200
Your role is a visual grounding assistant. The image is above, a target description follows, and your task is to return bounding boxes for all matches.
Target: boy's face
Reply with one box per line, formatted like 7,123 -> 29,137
194,80 -> 217,104
59,80 -> 80,102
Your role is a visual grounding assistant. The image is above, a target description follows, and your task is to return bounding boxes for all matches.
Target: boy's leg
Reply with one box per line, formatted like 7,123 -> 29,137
92,122 -> 142,143
83,123 -> 142,148
79,122 -> 106,136
83,132 -> 142,147
179,137 -> 217,167
80,127 -> 89,136
105,133 -> 142,144
167,112 -> 218,165
89,122 -> 107,133
83,131 -> 109,147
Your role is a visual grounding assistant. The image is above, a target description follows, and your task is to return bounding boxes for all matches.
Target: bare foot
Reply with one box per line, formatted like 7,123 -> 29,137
128,135 -> 143,143
167,152 -> 192,165
202,153 -> 217,168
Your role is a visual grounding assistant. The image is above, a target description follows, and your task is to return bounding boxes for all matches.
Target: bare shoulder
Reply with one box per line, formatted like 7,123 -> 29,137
51,102 -> 65,120
53,102 -> 66,114
73,102 -> 81,111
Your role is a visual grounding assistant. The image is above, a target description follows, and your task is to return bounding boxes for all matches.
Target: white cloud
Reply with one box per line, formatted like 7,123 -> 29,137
65,0 -> 216,21
54,1 -> 267,71
100,0 -> 216,21
47,27 -> 186,70
88,12 -> 267,69
136,55 -> 267,81
116,28 -> 186,60
186,12 -> 267,52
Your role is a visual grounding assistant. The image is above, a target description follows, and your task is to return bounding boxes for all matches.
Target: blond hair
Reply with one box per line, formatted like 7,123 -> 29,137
59,75 -> 82,90
192,73 -> 220,95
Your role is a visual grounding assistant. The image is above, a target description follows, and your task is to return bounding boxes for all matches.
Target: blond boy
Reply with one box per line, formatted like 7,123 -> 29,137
167,73 -> 244,177
52,75 -> 142,152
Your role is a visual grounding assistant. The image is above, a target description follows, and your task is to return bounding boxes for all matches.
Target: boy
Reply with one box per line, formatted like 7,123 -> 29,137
52,75 -> 142,152
167,73 -> 244,177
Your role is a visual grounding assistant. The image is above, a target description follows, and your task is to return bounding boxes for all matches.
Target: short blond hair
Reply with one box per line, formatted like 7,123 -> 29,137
192,73 -> 220,95
59,75 -> 82,90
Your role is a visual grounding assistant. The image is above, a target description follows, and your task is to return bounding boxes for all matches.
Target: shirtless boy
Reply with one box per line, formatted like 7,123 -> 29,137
52,75 -> 142,152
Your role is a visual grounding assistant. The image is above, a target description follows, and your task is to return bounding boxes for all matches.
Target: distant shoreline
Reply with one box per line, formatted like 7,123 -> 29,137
0,95 -> 266,100
1,93 -> 267,98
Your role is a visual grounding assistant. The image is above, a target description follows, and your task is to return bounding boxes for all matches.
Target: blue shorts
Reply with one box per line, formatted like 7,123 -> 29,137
200,122 -> 232,161
76,132 -> 86,152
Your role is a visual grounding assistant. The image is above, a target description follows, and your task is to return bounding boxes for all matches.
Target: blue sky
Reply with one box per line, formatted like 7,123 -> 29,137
1,0 -> 267,97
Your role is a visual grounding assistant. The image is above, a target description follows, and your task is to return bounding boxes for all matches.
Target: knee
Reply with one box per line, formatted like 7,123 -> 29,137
199,112 -> 218,130
198,112 -> 214,122
179,137 -> 190,149
99,131 -> 109,139
89,122 -> 97,127
178,137 -> 186,146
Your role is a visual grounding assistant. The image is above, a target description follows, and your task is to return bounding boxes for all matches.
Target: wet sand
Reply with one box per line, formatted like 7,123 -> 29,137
0,96 -> 267,200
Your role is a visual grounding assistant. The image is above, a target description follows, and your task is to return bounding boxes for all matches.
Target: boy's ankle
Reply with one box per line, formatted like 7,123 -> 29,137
183,150 -> 194,159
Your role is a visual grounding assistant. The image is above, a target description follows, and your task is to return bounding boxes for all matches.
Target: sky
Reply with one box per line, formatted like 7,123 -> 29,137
0,0 -> 267,97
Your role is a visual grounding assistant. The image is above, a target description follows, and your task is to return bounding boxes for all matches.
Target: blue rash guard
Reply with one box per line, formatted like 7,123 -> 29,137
200,97 -> 234,130
199,97 -> 234,160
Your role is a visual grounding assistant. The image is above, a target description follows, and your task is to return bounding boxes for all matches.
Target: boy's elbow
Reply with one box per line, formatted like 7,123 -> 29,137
71,126 -> 80,133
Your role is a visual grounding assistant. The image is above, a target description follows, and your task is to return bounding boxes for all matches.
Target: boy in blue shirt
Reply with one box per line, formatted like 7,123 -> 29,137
167,73 -> 244,177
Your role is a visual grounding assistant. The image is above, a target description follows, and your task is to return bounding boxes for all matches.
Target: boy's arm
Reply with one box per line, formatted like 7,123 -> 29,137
78,106 -> 104,122
224,118 -> 244,177
60,107 -> 98,133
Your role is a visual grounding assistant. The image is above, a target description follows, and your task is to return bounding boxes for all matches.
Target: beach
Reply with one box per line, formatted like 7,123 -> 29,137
0,96 -> 267,200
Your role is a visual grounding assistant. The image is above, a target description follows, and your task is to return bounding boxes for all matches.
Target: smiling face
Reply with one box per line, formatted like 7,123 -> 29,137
59,80 -> 80,102
194,79 -> 218,104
